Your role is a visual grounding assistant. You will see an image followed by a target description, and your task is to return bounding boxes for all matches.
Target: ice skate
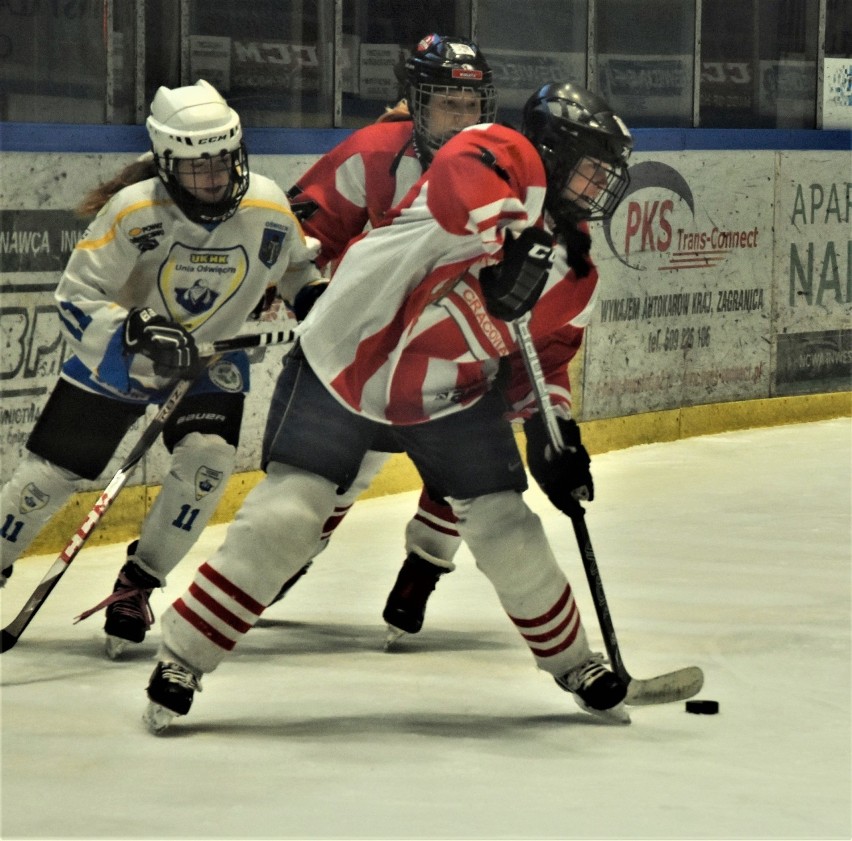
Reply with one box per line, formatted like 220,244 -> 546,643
556,653 -> 630,724
143,660 -> 202,735
102,542 -> 158,659
381,552 -> 447,646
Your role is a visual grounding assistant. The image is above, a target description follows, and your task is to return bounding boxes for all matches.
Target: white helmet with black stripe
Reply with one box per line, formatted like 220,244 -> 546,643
147,79 -> 249,223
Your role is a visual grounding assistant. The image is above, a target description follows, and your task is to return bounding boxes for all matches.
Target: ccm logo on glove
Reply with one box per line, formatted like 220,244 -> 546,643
479,227 -> 554,322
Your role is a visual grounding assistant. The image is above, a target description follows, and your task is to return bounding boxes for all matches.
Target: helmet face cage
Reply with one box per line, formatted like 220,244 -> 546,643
543,136 -> 631,224
153,144 -> 250,225
409,81 -> 498,159
405,34 -> 497,162
146,79 -> 250,224
523,83 -> 632,226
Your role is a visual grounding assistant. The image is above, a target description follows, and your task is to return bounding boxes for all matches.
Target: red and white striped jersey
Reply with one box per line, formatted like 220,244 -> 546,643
299,122 -> 600,426
288,120 -> 423,269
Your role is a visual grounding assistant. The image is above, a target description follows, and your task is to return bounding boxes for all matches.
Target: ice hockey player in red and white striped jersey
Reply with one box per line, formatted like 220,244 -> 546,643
142,81 -> 635,734
274,34 -> 499,644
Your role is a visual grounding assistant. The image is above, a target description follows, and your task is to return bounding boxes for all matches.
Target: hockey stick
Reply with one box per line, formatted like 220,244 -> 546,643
513,313 -> 704,705
0,328 -> 294,653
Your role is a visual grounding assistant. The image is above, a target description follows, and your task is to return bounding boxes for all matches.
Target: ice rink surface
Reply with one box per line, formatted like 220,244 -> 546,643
1,418 -> 850,841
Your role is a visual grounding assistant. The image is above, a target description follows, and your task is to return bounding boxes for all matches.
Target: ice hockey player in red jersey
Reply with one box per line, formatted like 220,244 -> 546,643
278,34 -> 499,644
142,81 -> 634,734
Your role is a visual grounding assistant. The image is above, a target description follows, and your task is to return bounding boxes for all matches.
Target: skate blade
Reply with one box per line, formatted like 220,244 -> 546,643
383,625 -> 407,651
104,635 -> 130,660
142,702 -> 178,735
575,698 -> 632,725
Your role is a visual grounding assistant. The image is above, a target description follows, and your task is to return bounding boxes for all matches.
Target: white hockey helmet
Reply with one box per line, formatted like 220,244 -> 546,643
146,79 -> 249,223
147,79 -> 242,158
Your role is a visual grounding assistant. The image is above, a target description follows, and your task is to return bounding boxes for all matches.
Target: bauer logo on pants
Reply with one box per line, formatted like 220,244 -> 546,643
195,467 -> 223,500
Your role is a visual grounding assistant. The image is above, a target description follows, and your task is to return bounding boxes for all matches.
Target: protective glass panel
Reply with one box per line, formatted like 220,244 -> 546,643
187,0 -> 334,127
0,2 -> 137,123
700,0 -> 819,128
341,0 -> 472,127
478,0 -> 588,127
593,0 -> 695,128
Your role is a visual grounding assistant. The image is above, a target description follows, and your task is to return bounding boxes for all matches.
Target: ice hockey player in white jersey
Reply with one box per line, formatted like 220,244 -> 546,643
0,80 -> 316,658
141,81 -> 635,734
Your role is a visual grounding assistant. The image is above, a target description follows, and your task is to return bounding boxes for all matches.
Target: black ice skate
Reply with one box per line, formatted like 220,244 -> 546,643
382,552 -> 448,648
556,653 -> 630,724
103,541 -> 158,659
143,660 -> 202,734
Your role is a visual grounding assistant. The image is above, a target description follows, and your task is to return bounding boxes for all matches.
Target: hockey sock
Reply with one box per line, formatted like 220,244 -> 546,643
404,486 -> 461,570
160,462 -> 340,674
0,453 -> 80,569
134,432 -> 235,584
448,490 -> 591,675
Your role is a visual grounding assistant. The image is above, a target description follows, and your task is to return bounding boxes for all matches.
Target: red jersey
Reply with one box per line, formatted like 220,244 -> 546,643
288,120 -> 423,269
298,122 -> 600,427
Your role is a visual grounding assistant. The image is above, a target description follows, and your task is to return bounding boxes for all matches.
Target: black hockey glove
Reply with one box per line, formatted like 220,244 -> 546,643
292,280 -> 329,321
123,307 -> 200,379
479,227 -> 554,322
524,413 -> 594,516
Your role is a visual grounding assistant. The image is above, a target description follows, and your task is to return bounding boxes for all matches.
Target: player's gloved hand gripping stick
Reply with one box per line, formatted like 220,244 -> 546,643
512,312 -> 704,706
0,329 -> 293,653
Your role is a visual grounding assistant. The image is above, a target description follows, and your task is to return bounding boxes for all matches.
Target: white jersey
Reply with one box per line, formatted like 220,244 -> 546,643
57,173 -> 315,400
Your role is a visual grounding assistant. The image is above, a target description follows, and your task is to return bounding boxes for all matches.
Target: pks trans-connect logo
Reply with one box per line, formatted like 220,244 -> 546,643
602,161 -> 760,271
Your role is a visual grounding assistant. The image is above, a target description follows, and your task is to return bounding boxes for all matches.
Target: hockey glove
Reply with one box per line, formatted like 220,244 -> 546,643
123,307 -> 200,379
479,227 -> 554,322
524,413 -> 594,516
292,280 -> 330,321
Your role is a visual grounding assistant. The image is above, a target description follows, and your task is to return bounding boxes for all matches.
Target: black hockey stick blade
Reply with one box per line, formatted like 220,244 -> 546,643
0,628 -> 18,653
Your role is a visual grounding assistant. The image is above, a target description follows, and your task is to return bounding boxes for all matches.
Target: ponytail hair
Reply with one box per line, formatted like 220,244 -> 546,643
375,99 -> 412,124
76,152 -> 157,217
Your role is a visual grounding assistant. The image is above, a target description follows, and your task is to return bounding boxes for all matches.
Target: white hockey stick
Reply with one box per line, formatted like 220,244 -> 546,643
513,313 -> 704,705
0,328 -> 294,653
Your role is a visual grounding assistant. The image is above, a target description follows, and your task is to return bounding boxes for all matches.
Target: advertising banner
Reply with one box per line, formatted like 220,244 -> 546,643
772,152 -> 852,395
598,55 -> 693,123
486,49 -> 585,112
582,152 -> 774,419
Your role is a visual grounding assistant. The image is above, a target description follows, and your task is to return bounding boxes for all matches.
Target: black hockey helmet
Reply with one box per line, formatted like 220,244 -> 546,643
405,34 -> 497,163
522,81 -> 632,225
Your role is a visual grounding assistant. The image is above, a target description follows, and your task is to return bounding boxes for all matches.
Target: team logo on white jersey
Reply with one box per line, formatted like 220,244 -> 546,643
159,243 -> 248,329
207,359 -> 244,393
194,466 -> 223,500
20,483 -> 49,514
176,276 -> 220,314
259,225 -> 287,268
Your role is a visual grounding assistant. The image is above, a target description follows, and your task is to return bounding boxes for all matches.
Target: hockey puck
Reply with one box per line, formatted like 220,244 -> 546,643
685,699 -> 719,715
